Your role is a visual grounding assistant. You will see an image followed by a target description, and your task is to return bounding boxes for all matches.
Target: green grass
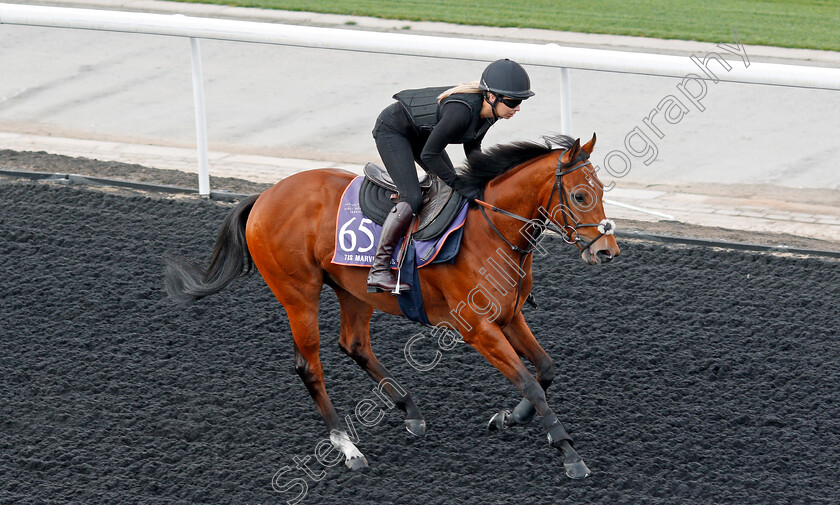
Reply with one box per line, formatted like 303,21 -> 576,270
173,0 -> 840,51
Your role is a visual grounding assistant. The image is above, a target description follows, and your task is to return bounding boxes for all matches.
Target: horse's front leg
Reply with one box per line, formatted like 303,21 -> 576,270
461,321 -> 590,479
487,312 -> 553,431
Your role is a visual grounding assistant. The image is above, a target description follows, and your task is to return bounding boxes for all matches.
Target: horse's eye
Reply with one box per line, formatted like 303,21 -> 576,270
573,193 -> 586,204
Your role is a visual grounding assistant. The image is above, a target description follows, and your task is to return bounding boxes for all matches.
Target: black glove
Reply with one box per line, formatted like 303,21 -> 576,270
452,178 -> 482,202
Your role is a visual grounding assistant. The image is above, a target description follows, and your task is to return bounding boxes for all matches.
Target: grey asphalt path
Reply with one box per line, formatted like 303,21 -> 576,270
1,0 -> 839,244
2,0 -> 839,189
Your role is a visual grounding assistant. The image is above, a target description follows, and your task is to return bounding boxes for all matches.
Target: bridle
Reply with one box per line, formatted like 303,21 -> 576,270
474,147 -> 616,322
475,148 -> 616,255
543,149 -> 616,251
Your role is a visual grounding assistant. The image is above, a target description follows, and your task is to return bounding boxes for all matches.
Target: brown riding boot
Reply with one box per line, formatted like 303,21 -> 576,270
366,201 -> 413,293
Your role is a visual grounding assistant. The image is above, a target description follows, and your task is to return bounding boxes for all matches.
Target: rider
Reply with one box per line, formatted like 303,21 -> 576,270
367,58 -> 535,294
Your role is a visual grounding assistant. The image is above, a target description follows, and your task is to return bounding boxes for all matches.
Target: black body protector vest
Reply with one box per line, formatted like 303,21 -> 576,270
393,86 -> 491,142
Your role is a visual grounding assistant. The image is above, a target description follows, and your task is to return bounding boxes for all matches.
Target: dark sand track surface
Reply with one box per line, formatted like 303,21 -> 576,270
1,154 -> 839,504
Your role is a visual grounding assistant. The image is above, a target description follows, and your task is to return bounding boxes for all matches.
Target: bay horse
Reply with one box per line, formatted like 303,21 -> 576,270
165,133 -> 620,479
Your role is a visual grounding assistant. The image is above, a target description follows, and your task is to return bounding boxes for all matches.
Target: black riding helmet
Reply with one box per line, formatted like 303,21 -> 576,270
478,59 -> 535,100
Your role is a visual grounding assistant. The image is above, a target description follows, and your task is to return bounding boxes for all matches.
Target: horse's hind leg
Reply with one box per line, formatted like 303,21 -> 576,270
334,288 -> 426,436
263,275 -> 369,470
488,312 -> 554,431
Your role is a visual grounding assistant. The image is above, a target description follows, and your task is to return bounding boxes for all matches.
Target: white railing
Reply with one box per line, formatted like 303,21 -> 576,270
2,3 -> 839,195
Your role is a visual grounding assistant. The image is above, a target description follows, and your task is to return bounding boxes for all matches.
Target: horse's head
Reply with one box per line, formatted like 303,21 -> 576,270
465,132 -> 620,265
546,134 -> 620,265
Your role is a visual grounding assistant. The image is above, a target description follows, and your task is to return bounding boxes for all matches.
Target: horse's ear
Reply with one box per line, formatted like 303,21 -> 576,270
561,138 -> 581,164
582,133 -> 597,154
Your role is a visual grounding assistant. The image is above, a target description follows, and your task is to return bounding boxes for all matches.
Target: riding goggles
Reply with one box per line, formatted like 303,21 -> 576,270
497,96 -> 522,108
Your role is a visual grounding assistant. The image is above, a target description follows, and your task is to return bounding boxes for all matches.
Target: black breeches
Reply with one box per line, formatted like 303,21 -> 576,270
373,122 -> 451,214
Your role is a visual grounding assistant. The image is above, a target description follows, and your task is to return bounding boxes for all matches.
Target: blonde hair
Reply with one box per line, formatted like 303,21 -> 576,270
437,81 -> 482,102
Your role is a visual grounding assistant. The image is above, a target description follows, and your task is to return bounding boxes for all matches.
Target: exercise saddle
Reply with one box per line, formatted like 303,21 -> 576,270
359,162 -> 465,242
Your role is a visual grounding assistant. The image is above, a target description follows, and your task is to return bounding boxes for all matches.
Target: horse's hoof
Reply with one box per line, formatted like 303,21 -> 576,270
405,419 -> 426,437
487,409 -> 511,431
564,459 -> 591,479
345,455 -> 369,471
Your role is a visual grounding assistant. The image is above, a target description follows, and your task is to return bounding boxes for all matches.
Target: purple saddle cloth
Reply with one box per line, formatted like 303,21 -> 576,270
331,176 -> 467,268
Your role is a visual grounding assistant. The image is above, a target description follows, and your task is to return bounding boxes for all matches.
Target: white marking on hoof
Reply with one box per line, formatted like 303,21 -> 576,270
330,430 -> 367,469
345,455 -> 369,471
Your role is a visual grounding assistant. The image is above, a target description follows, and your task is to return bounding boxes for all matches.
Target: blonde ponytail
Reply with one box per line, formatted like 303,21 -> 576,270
437,81 -> 482,102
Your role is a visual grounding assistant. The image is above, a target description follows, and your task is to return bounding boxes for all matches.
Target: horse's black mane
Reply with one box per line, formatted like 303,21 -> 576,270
458,134 -> 576,189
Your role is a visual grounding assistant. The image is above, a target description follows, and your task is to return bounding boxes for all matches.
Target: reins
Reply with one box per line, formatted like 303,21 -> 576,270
475,202 -> 539,322
473,148 -> 616,323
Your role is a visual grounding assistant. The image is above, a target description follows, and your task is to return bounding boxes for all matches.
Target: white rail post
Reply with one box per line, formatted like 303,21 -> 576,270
188,36 -> 210,196
559,67 -> 572,136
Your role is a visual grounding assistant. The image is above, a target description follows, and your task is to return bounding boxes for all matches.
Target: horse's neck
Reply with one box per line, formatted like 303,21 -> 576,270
474,153 -> 559,254
484,152 -> 558,222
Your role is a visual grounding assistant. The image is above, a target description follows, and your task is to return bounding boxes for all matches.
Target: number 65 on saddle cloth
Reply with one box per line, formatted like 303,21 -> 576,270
330,176 -> 468,270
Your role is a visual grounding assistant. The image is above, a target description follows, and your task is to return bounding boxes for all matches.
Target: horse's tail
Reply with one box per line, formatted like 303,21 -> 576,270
164,194 -> 260,304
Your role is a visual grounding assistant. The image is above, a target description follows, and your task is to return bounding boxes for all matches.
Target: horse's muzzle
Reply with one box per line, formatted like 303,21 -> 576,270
581,241 -> 620,265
